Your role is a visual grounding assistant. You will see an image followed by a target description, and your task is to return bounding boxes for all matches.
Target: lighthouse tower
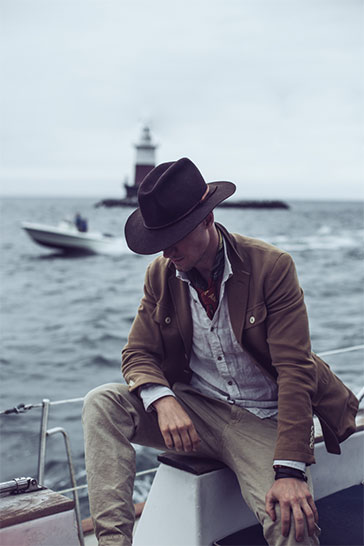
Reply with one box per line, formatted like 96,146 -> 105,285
124,126 -> 157,200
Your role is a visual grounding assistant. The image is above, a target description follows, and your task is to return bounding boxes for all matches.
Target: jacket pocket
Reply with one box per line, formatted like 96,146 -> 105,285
244,302 -> 267,329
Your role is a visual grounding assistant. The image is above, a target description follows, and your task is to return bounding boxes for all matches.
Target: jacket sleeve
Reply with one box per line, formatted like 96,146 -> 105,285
122,264 -> 171,392
264,252 -> 317,464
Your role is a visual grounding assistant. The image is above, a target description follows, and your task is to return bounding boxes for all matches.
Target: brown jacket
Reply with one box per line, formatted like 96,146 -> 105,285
122,224 -> 358,464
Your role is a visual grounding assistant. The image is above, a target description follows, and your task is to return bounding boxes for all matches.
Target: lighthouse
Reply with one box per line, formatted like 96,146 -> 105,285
124,126 -> 157,200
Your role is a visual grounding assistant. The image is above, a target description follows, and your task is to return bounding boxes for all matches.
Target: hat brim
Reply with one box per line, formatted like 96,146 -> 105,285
124,181 -> 236,254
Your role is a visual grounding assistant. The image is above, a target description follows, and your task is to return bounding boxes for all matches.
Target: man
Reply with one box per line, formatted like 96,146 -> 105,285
83,158 -> 358,546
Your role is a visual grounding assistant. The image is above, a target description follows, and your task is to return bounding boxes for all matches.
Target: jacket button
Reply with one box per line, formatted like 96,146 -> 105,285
249,316 -> 255,324
164,316 -> 171,325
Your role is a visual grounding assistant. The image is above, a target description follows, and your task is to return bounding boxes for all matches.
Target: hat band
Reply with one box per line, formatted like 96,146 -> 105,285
143,185 -> 216,231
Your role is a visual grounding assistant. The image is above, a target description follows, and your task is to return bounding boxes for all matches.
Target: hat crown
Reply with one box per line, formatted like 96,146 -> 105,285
138,158 -> 207,229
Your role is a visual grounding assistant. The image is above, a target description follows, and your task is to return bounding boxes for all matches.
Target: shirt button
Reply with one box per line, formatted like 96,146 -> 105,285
249,316 -> 255,324
210,326 -> 214,332
164,316 -> 171,325
228,380 -> 233,386
217,356 -> 222,361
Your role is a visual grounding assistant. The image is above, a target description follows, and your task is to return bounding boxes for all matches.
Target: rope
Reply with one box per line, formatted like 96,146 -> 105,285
56,468 -> 159,496
1,344 -> 363,415
318,344 -> 364,357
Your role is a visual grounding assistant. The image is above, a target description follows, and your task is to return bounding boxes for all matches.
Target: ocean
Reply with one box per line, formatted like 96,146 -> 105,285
0,197 -> 363,518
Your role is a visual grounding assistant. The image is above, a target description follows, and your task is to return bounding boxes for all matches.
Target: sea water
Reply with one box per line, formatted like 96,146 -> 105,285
0,197 -> 363,517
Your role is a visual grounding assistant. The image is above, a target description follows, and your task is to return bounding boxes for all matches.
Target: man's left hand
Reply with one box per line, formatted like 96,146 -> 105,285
265,478 -> 319,542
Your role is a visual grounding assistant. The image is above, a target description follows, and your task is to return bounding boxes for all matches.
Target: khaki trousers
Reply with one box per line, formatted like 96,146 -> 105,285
82,382 -> 319,546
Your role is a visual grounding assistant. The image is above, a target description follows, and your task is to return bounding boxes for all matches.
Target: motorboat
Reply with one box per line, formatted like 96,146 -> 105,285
21,220 -> 118,254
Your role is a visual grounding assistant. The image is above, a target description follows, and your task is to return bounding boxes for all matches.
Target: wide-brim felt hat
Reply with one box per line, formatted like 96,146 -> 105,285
124,157 -> 236,255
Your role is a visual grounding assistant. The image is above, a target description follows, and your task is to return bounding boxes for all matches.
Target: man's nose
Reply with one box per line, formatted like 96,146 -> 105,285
163,246 -> 174,258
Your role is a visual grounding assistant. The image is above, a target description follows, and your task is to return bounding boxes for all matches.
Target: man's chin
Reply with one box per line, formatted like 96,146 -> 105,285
174,262 -> 191,272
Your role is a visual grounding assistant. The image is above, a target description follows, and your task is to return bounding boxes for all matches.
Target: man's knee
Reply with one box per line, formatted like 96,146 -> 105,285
263,506 -> 320,546
82,383 -> 130,423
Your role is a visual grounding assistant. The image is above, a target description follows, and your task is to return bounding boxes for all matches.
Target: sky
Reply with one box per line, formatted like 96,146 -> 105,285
0,0 -> 363,200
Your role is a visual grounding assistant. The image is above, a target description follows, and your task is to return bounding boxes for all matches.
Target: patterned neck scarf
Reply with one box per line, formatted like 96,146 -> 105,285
187,230 -> 225,319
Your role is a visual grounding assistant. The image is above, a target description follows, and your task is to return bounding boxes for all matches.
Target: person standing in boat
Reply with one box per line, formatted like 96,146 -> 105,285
83,158 -> 358,546
75,212 -> 88,232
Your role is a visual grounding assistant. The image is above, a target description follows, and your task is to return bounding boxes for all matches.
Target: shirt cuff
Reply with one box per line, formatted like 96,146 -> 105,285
139,384 -> 176,412
273,460 -> 306,472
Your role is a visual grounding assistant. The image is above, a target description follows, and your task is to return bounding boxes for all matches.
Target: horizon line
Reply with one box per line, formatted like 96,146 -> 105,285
1,194 -> 363,203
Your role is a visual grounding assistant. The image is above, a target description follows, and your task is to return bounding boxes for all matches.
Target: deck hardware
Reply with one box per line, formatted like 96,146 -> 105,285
46,426 -> 85,546
1,403 -> 35,415
37,399 -> 50,486
0,477 -> 42,496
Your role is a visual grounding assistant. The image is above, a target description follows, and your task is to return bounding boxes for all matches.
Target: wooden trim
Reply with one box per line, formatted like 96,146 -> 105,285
0,489 -> 74,529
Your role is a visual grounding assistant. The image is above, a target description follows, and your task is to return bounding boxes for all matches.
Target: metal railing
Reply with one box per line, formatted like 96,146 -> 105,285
1,343 -> 363,545
0,395 -> 160,545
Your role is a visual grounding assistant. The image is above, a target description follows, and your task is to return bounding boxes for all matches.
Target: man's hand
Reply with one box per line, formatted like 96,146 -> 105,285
152,396 -> 200,452
265,478 -> 319,542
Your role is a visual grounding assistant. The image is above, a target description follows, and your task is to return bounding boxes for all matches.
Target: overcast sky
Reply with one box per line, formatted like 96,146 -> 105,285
1,0 -> 363,200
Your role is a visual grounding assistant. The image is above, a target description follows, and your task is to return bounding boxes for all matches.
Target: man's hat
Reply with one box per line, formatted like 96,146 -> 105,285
124,157 -> 236,254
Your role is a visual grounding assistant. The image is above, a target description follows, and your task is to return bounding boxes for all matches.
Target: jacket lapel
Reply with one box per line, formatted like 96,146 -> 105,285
219,225 -> 251,345
226,255 -> 251,345
168,269 -> 193,358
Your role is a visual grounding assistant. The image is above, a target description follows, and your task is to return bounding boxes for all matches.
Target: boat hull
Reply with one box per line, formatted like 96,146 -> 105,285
21,222 -> 116,254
